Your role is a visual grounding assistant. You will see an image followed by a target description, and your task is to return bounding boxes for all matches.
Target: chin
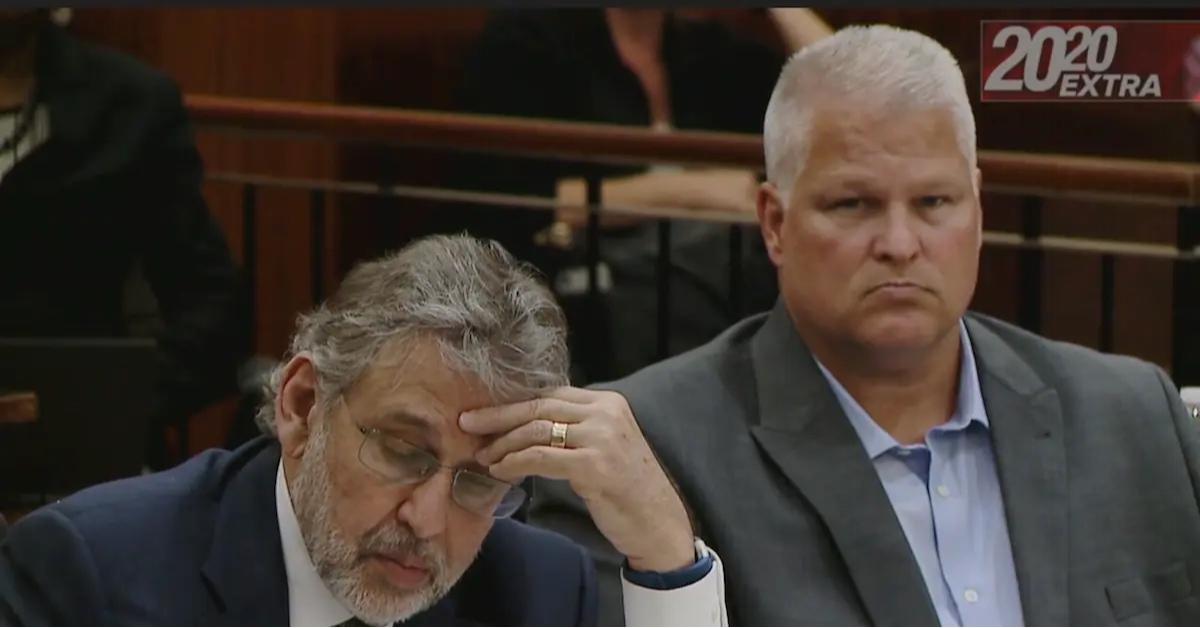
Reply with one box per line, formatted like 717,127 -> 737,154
344,573 -> 441,626
857,311 -> 943,351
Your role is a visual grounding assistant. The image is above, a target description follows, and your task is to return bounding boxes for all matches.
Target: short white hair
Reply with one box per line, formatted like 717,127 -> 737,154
763,25 -> 977,205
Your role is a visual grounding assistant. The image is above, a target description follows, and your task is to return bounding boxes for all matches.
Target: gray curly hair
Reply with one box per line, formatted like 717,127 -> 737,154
256,234 -> 570,434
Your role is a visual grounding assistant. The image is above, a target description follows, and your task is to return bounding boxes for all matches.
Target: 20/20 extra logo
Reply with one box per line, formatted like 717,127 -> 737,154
982,23 -> 1163,100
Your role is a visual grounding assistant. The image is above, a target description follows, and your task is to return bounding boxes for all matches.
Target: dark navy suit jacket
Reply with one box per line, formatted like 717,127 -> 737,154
0,437 -> 597,625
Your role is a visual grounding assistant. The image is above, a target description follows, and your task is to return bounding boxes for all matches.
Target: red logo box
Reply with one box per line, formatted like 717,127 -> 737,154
981,20 -> 1200,102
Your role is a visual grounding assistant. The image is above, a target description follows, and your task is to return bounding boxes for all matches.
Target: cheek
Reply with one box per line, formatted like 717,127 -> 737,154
926,211 -> 980,261
924,219 -> 981,295
328,449 -> 409,539
781,217 -> 869,290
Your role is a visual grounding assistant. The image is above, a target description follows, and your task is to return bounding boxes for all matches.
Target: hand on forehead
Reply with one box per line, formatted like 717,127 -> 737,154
348,339 -> 496,465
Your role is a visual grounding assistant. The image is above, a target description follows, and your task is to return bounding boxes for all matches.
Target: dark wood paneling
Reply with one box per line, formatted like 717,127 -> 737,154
1114,257 -> 1175,367
332,9 -> 489,280
1043,253 -> 1104,349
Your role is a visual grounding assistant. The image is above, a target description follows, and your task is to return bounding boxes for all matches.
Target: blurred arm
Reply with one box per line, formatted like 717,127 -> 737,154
554,168 -> 760,229
768,8 -> 834,52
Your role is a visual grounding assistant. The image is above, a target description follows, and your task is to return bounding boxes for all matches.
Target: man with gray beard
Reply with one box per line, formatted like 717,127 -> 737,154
0,235 -> 726,626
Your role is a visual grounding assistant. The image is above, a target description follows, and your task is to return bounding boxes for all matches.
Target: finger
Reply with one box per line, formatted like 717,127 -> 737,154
488,446 -> 591,484
477,419 -> 552,466
541,386 -> 604,404
459,396 -> 590,435
477,420 -> 597,466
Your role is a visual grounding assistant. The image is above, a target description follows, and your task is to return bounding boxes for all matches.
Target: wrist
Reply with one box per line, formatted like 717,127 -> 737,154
626,533 -> 696,572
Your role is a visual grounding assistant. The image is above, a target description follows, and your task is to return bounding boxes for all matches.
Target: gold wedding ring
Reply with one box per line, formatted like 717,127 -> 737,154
549,421 -> 569,449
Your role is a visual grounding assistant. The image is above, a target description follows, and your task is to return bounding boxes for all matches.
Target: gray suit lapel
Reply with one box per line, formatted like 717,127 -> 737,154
966,316 -> 1068,626
749,302 -> 939,626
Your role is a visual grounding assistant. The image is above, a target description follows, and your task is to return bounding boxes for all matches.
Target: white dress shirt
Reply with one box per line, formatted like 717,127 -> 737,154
275,463 -> 727,626
276,463 -> 361,626
0,104 -> 50,183
621,539 -> 728,626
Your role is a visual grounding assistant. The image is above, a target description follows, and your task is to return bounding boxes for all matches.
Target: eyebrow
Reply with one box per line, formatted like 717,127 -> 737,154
372,411 -> 437,441
810,172 -> 966,193
369,411 -> 493,474
806,173 -> 878,190
364,408 -> 496,477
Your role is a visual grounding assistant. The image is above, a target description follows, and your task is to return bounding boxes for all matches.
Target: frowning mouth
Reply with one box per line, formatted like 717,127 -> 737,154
372,551 -> 426,568
366,552 -> 431,588
867,280 -> 929,294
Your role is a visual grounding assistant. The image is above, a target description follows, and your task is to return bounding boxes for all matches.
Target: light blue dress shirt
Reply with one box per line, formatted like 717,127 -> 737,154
814,322 -> 1025,627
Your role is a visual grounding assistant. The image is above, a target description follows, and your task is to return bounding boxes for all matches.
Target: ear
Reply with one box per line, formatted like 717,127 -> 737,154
973,166 -> 984,250
276,353 -> 320,461
757,181 -> 787,268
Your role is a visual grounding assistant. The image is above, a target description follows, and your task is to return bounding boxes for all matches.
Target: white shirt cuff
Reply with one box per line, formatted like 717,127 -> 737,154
620,539 -> 728,626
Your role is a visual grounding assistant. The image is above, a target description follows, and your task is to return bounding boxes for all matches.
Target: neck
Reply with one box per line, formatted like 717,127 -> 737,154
809,325 -> 963,446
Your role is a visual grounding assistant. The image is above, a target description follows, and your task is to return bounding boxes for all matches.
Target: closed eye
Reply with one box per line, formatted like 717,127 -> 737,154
826,197 -> 866,211
380,439 -> 439,474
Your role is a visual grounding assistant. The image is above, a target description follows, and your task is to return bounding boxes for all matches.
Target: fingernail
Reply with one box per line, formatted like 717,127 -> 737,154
458,412 -> 474,429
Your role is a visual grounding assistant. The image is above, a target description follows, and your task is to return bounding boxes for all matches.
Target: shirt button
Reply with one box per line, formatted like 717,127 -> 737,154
964,588 -> 980,603
936,485 -> 951,498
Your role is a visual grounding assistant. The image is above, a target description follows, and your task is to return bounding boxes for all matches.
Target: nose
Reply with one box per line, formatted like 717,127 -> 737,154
396,469 -> 453,540
871,204 -> 921,264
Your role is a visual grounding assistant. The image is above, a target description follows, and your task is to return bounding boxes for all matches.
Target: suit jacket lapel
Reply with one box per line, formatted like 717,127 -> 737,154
200,438 -> 290,625
966,317 -> 1069,626
749,302 -> 938,626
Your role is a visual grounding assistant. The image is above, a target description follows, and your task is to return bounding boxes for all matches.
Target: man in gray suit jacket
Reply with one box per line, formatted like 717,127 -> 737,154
525,25 -> 1200,625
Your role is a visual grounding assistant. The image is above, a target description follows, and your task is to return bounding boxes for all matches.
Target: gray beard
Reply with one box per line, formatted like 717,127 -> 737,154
290,424 -> 465,625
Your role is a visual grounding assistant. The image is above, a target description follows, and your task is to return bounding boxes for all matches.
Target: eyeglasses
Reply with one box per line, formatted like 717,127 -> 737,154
339,399 -> 526,518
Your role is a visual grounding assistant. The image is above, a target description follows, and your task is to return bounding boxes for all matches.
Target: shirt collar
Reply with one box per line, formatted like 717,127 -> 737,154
955,320 -> 989,430
814,320 -> 990,460
275,462 -> 359,627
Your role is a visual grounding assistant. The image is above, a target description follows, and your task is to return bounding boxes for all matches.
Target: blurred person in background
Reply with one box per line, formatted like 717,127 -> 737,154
0,9 -> 247,469
428,8 -> 832,383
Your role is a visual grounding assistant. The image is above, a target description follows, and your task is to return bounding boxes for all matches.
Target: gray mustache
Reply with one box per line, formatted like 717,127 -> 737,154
359,522 -> 447,573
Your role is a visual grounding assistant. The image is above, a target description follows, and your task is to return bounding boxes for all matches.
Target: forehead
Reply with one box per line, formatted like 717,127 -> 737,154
347,337 -> 493,444
799,105 -> 968,184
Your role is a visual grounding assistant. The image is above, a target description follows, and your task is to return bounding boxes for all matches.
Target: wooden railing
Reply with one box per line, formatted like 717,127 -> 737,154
0,390 -> 37,425
183,94 -> 1200,381
187,94 -> 1200,208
